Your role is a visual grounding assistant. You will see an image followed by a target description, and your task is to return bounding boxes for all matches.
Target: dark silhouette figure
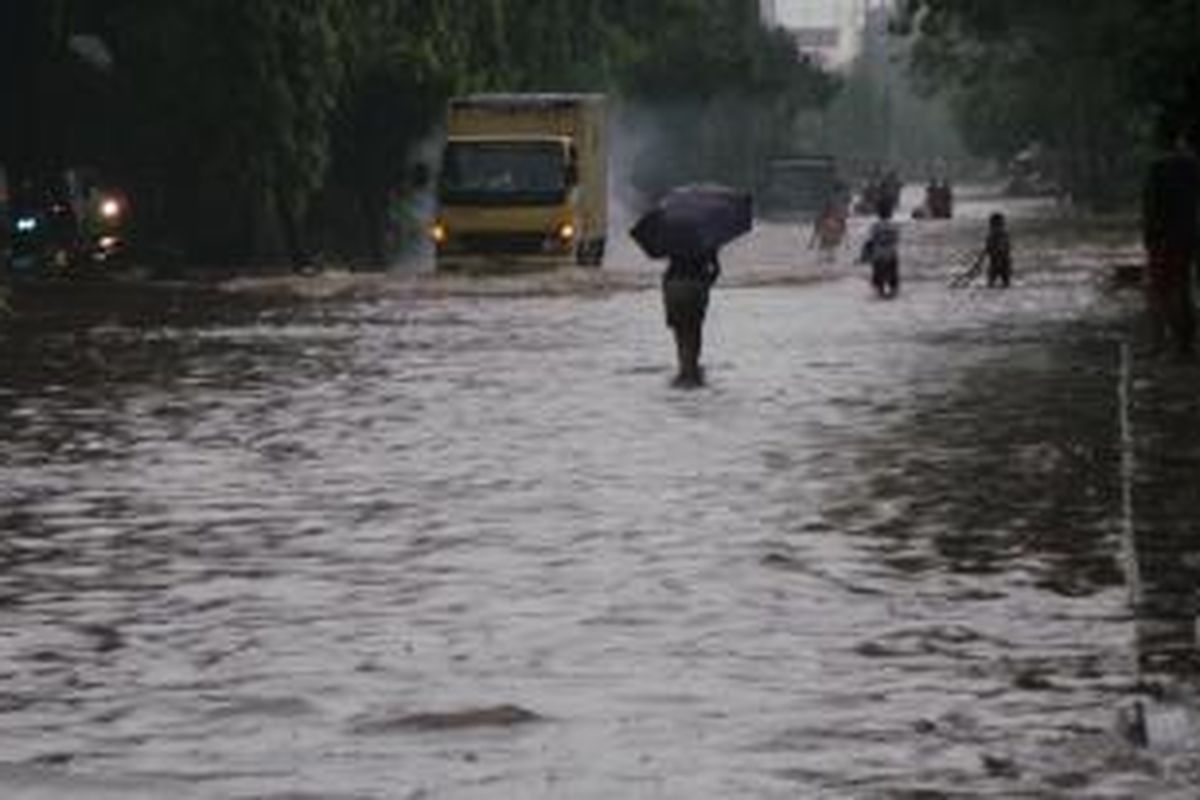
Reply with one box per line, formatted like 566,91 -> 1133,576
855,165 -> 883,216
926,178 -> 953,219
879,170 -> 903,216
662,249 -> 720,386
985,212 -> 1012,288
950,212 -> 1013,289
862,201 -> 900,298
810,195 -> 848,258
1142,125 -> 1200,355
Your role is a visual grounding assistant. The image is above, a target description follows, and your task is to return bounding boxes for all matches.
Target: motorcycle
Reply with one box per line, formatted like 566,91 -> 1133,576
8,188 -> 128,276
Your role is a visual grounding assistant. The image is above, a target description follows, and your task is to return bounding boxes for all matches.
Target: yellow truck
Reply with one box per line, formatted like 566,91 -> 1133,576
431,94 -> 608,270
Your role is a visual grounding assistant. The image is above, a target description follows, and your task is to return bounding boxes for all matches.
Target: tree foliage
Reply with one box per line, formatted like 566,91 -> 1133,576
897,0 -> 1200,208
2,0 -> 833,265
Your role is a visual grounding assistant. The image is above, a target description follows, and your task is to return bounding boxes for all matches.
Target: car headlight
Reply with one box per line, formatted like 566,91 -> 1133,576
99,197 -> 122,220
431,221 -> 448,244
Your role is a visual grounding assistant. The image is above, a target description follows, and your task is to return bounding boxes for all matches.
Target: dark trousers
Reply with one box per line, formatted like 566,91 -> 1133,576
663,278 -> 710,382
1146,246 -> 1196,352
872,257 -> 899,297
987,261 -> 1011,288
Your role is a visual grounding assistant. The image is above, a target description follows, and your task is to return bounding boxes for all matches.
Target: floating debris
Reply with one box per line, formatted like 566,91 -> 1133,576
354,704 -> 543,734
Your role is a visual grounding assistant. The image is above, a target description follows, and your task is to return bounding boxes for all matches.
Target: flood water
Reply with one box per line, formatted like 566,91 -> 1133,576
1,189 -> 1195,798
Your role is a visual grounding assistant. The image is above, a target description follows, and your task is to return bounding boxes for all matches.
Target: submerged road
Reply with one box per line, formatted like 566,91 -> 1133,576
1,188 -> 1196,798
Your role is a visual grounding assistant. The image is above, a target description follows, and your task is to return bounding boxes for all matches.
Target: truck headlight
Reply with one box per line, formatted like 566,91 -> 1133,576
557,222 -> 576,242
431,221 -> 448,244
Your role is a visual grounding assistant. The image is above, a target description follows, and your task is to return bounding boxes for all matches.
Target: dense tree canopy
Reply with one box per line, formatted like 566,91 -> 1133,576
897,0 -> 1200,208
2,0 -> 833,266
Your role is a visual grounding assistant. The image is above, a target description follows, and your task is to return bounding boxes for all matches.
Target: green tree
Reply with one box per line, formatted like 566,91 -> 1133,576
0,1 -> 117,190
898,0 -> 1200,208
108,0 -> 358,264
612,0 -> 835,200
7,0 -> 837,265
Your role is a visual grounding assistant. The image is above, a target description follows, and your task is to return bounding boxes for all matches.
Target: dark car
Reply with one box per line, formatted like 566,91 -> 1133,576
6,167 -> 129,276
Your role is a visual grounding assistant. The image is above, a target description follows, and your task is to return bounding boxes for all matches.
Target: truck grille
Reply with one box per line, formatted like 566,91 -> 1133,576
451,232 -> 566,255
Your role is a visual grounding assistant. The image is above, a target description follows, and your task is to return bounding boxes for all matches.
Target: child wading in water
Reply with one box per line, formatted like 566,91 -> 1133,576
949,212 -> 1014,288
810,185 -> 850,261
984,212 -> 1012,287
861,201 -> 900,298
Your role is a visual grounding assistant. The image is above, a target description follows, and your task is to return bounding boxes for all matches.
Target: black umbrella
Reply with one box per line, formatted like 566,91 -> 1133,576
630,184 -> 753,260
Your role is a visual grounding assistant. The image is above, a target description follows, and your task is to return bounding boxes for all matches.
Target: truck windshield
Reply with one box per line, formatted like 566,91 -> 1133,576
439,141 -> 568,206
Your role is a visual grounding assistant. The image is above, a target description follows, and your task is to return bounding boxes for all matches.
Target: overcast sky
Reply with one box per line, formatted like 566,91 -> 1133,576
777,0 -> 845,28
770,0 -> 866,67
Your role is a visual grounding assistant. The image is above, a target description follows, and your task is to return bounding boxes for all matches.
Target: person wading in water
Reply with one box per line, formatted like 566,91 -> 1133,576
1142,121 -> 1200,357
662,248 -> 720,386
861,201 -> 901,298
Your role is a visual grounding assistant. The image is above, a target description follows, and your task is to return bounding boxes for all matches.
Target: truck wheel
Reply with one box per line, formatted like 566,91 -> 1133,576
574,241 -> 591,267
576,238 -> 605,267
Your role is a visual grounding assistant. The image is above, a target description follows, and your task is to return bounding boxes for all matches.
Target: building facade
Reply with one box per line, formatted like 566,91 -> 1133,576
760,0 -> 778,27
771,0 -> 867,69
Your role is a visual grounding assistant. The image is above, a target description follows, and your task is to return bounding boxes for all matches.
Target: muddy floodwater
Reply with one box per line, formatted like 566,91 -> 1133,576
1,189 -> 1196,798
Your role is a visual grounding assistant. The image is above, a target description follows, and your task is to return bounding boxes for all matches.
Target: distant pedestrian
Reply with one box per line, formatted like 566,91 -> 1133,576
861,201 -> 900,298
1142,122 -> 1200,355
809,197 -> 847,259
984,212 -> 1012,288
948,212 -> 1013,289
880,169 -> 903,215
928,178 -> 954,219
662,248 -> 720,386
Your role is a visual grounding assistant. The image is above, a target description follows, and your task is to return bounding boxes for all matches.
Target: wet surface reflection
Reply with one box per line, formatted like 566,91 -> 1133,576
1,193 -> 1197,797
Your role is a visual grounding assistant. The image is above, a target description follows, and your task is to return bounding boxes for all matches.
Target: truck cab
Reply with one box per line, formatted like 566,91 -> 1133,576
758,154 -> 840,220
432,94 -> 608,270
